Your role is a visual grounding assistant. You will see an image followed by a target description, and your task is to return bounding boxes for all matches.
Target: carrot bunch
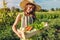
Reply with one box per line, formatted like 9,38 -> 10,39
25,26 -> 32,31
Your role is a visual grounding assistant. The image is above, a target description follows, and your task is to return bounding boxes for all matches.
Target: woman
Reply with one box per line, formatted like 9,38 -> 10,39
12,0 -> 41,40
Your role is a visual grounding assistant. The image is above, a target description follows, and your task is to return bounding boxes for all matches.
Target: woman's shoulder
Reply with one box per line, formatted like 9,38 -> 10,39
18,12 -> 24,16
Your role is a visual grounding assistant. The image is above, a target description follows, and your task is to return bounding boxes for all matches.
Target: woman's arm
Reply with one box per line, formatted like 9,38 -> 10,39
12,13 -> 22,38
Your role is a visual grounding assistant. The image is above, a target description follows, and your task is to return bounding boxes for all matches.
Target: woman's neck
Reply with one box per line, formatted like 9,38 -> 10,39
24,12 -> 33,16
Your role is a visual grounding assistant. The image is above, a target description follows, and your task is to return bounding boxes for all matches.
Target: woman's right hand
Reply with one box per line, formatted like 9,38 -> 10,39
16,29 -> 23,38
17,29 -> 26,39
12,26 -> 22,38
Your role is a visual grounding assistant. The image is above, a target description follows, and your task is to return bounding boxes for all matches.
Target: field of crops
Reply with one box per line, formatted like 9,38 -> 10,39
0,11 -> 60,40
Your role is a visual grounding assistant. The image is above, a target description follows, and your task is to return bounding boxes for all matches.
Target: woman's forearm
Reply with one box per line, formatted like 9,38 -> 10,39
12,25 -> 22,38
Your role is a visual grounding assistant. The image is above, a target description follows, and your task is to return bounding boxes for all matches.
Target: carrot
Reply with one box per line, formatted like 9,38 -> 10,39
26,26 -> 32,31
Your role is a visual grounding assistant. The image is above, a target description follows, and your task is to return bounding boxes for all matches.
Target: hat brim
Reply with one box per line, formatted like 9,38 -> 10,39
20,0 -> 41,11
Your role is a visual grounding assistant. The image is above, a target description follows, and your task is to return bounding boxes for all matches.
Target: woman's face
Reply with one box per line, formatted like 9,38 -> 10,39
26,5 -> 35,13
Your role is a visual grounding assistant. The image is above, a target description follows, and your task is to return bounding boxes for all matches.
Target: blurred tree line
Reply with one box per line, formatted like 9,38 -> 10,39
0,7 -> 20,13
0,7 -> 60,13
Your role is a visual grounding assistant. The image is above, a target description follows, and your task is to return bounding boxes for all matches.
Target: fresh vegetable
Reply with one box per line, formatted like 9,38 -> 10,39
30,21 -> 48,30
25,26 -> 32,31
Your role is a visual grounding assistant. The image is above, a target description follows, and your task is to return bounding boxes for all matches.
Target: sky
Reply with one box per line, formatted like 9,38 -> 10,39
0,0 -> 60,10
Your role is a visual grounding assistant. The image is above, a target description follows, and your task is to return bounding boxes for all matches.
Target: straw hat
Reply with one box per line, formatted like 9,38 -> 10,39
20,0 -> 41,11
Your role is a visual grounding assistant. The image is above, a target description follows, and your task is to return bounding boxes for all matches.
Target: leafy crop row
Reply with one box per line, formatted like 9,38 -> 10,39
0,11 -> 60,40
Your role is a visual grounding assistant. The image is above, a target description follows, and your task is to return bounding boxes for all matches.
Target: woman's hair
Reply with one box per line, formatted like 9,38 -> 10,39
24,3 -> 36,13
24,3 -> 36,22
